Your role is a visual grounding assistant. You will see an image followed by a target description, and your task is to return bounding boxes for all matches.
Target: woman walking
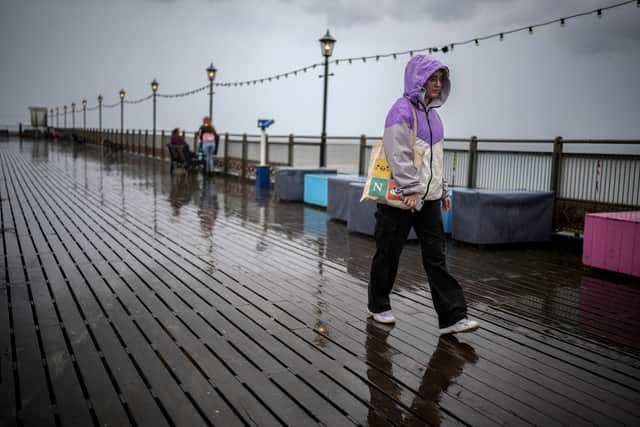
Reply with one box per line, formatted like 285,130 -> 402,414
368,54 -> 479,335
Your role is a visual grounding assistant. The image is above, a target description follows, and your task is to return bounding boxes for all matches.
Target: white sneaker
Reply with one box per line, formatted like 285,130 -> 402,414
439,318 -> 480,335
369,310 -> 396,324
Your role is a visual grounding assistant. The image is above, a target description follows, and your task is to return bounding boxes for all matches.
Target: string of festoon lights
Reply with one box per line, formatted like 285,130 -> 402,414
63,0 -> 638,110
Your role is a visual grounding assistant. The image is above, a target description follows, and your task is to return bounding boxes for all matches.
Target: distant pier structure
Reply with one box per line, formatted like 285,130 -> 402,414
29,106 -> 48,126
27,106 -> 49,136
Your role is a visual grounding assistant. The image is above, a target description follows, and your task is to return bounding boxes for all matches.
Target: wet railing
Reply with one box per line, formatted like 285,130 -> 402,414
10,127 -> 640,232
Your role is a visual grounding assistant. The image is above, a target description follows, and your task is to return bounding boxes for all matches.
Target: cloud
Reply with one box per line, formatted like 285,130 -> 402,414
284,0 -> 513,27
297,0 -> 386,27
390,0 -> 512,23
567,9 -> 640,55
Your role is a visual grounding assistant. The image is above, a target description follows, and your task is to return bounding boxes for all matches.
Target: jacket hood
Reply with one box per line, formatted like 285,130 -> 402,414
403,54 -> 450,108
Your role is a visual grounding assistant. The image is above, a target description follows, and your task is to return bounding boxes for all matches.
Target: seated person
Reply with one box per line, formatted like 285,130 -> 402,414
170,128 -> 187,145
170,128 -> 202,167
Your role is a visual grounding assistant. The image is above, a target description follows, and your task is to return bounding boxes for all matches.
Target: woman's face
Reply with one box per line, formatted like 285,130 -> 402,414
424,69 -> 444,101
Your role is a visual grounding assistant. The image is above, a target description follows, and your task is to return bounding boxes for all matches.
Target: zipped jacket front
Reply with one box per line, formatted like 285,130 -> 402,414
382,55 -> 450,211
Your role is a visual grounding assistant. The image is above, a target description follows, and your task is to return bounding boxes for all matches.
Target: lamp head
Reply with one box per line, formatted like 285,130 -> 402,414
207,63 -> 217,81
319,29 -> 336,57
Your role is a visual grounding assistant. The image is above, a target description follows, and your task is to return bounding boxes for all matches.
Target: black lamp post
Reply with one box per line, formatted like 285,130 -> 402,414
71,102 -> 76,128
318,29 -> 336,167
63,105 -> 67,128
82,99 -> 87,129
207,63 -> 217,119
119,89 -> 125,140
97,95 -> 103,135
151,79 -> 158,149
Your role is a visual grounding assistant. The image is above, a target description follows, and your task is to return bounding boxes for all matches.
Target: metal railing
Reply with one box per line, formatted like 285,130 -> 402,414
21,127 -> 640,232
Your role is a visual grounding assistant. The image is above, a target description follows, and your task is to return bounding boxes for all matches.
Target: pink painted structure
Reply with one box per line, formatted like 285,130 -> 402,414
583,211 -> 640,277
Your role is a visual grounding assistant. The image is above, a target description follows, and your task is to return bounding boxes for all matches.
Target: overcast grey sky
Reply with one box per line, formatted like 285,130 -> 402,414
1,0 -> 639,140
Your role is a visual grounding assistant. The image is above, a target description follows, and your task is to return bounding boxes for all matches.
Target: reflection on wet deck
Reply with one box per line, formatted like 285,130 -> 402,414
1,138 -> 639,426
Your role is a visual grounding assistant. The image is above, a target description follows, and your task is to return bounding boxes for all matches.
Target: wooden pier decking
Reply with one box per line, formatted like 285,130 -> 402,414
1,138 -> 639,427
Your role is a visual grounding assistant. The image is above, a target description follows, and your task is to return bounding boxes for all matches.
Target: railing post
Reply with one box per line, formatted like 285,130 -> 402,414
160,130 -> 165,160
550,136 -> 563,193
241,133 -> 248,179
288,134 -> 294,166
223,132 -> 229,175
138,130 -> 142,154
550,136 -> 563,231
358,134 -> 367,176
467,135 -> 478,189
144,130 -> 148,157
452,151 -> 458,186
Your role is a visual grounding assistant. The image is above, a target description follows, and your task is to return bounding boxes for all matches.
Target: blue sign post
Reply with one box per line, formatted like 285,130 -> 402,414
256,119 -> 275,189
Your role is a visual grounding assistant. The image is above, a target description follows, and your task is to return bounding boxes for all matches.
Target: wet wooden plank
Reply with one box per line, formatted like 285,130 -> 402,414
0,285 -> 17,427
9,284 -> 56,426
60,319 -> 131,427
133,314 -> 245,427
38,323 -> 94,427
108,314 -> 210,427
89,319 -> 170,427
197,306 -> 288,375
155,311 -> 283,427
236,304 -> 384,423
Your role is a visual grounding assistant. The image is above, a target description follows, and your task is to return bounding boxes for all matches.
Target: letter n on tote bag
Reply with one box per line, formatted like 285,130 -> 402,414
369,177 -> 388,198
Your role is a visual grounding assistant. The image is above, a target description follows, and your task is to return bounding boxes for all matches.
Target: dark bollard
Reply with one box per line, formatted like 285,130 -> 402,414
255,165 -> 270,190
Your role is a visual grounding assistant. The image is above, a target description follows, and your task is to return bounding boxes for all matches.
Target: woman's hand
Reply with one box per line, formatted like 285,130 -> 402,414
402,194 -> 417,209
441,195 -> 451,212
